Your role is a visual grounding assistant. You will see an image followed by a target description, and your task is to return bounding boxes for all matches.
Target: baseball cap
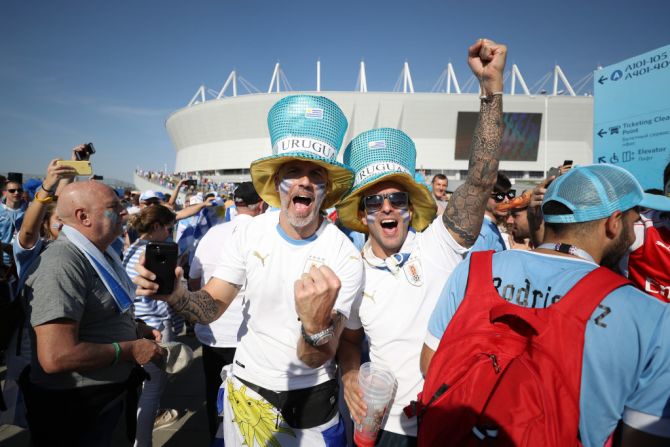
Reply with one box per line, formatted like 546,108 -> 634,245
542,164 -> 670,223
139,190 -> 161,202
234,182 -> 261,206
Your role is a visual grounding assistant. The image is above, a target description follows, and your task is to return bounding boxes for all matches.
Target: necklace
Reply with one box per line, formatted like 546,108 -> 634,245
536,243 -> 596,264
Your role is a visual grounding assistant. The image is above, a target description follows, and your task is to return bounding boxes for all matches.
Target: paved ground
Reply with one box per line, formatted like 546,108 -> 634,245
0,334 -> 213,447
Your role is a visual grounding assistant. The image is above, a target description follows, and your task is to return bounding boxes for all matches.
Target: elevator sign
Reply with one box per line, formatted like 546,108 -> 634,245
594,43 -> 670,190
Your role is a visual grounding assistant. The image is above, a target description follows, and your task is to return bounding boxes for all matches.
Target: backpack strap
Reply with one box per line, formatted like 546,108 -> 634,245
466,250 -> 495,295
551,266 -> 632,323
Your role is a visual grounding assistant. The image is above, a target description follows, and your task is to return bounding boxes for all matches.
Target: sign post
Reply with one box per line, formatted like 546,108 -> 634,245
594,44 -> 670,190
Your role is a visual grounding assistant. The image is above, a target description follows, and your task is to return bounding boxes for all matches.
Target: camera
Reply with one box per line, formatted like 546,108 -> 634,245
75,143 -> 96,161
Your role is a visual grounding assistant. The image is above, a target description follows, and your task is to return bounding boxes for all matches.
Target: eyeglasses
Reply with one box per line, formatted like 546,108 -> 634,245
491,189 -> 516,203
7,188 -> 23,194
362,192 -> 409,212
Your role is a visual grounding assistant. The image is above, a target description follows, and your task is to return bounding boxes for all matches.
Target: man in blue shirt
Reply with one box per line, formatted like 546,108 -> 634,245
422,164 -> 670,447
0,179 -> 27,267
469,173 -> 513,253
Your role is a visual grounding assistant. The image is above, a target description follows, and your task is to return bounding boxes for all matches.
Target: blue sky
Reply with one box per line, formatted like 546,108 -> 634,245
1,0 -> 669,182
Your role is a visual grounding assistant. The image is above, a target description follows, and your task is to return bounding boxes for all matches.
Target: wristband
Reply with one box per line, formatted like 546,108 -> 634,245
41,183 -> 55,194
111,342 -> 122,365
34,194 -> 54,204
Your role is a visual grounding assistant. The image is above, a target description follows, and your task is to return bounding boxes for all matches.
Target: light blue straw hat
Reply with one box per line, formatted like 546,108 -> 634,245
543,164 -> 670,223
336,128 -> 437,233
250,95 -> 354,209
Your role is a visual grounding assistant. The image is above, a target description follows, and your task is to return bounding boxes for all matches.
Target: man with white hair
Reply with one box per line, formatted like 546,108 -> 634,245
134,95 -> 364,446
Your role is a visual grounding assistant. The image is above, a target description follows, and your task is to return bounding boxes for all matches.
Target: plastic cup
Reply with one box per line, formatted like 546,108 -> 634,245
354,362 -> 396,447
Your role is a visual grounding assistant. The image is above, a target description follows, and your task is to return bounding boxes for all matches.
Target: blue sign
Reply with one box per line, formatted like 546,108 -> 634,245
594,43 -> 670,190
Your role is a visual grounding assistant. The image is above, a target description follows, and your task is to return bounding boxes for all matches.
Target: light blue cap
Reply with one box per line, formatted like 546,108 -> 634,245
543,164 -> 670,223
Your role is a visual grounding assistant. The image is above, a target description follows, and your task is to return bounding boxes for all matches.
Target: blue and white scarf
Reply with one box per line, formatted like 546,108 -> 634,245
61,225 -> 134,313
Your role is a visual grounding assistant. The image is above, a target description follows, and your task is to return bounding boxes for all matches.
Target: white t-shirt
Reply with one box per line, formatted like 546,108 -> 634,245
190,214 -> 252,348
346,217 -> 469,436
213,211 -> 363,391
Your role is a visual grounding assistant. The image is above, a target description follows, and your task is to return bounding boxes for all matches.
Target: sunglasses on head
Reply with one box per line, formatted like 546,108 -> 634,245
7,188 -> 23,194
491,189 -> 516,203
362,192 -> 409,212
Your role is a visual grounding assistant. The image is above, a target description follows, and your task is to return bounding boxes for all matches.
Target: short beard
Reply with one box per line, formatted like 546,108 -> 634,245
281,191 -> 326,230
600,227 -> 633,271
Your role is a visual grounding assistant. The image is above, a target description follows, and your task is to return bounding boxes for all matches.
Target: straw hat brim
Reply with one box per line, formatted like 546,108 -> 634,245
250,153 -> 354,210
336,172 -> 437,233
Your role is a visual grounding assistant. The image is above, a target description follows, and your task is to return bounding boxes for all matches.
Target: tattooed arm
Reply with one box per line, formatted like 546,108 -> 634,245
442,39 -> 506,248
132,257 -> 240,325
169,277 -> 241,324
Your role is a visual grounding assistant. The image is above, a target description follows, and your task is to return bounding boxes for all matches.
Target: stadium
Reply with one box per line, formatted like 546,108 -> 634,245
142,63 -> 594,188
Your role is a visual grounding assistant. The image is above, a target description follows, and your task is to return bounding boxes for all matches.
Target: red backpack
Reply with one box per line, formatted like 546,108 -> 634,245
415,251 -> 630,446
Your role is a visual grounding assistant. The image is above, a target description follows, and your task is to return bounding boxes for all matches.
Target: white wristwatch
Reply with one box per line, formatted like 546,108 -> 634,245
301,323 -> 335,347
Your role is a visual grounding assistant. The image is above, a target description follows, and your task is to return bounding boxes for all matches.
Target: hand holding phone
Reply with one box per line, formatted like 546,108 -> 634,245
144,242 -> 178,295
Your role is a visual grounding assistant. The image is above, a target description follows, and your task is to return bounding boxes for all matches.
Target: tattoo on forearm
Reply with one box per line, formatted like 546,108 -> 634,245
173,290 -> 220,324
443,95 -> 503,247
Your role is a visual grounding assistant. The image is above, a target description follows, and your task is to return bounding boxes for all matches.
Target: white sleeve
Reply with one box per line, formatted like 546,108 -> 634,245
212,222 -> 247,286
331,237 -> 364,321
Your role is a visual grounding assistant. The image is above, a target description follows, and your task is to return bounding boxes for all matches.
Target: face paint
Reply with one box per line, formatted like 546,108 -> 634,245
400,209 -> 411,225
279,179 -> 292,195
104,209 -> 119,224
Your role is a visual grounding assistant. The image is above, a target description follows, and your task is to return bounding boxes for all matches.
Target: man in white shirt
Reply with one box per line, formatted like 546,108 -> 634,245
134,95 -> 364,446
188,182 -> 265,440
335,38 -> 506,446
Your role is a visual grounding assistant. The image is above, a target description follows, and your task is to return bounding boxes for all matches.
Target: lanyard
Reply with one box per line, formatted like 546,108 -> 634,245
537,243 -> 596,264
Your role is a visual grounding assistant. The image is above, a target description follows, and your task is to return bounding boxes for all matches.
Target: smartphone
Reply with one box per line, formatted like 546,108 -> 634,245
562,160 -> 573,167
144,242 -> 178,295
56,160 -> 92,176
546,167 -> 560,178
75,143 -> 96,161
184,179 -> 197,187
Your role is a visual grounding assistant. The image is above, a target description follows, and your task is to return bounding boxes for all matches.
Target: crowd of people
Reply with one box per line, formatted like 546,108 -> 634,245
135,169 -> 236,197
2,38 -> 670,447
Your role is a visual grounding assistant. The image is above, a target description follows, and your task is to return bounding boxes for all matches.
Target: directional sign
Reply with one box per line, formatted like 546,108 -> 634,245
594,43 -> 670,190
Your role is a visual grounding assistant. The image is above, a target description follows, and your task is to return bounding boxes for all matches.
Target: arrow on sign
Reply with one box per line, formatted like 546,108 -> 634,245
597,129 -> 608,138
598,156 -> 606,163
598,75 -> 608,85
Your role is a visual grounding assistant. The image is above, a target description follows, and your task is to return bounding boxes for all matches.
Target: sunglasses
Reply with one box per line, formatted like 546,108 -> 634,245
7,188 -> 23,194
362,192 -> 409,212
491,189 -> 516,203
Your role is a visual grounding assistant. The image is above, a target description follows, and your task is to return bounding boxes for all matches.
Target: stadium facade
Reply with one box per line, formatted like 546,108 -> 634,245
164,65 -> 594,184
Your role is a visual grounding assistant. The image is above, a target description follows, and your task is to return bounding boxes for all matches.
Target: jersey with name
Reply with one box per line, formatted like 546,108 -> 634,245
621,210 -> 670,302
213,211 -> 363,391
426,250 -> 670,447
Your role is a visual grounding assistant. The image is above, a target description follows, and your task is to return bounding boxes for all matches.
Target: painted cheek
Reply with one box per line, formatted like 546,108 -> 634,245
365,215 -> 377,226
400,209 -> 410,224
104,210 -> 118,224
314,182 -> 326,200
279,179 -> 292,195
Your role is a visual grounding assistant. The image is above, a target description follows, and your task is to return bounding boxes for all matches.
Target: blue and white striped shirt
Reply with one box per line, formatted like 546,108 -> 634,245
123,239 -> 184,334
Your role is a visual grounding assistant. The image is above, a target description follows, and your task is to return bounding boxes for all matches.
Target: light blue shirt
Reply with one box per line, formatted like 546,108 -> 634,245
469,216 -> 506,254
426,250 -> 670,447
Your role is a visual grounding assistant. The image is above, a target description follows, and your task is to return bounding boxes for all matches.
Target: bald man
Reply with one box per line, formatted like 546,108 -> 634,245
19,181 -> 165,447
